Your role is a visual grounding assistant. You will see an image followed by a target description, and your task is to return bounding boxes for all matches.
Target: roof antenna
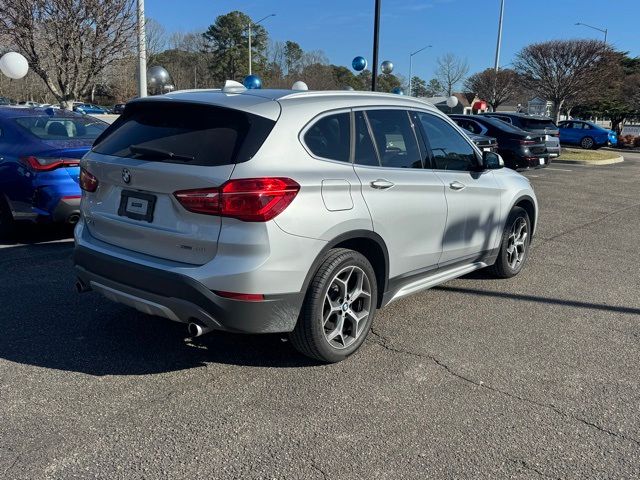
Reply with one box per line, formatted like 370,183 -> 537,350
222,80 -> 247,93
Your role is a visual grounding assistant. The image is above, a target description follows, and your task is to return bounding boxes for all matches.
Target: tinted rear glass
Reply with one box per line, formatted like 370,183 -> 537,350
92,102 -> 275,166
520,118 -> 557,130
476,116 -> 529,135
14,116 -> 108,140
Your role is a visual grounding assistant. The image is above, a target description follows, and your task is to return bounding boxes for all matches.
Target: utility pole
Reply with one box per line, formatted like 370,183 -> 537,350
137,0 -> 147,97
371,0 -> 381,91
494,0 -> 505,72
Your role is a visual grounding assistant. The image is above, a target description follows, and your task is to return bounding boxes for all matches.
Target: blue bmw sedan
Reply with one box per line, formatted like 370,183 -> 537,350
0,107 -> 108,236
558,120 -> 617,149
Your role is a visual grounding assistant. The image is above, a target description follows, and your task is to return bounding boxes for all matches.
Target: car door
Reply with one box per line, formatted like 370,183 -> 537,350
415,111 -> 503,266
564,121 -> 583,144
352,108 -> 447,278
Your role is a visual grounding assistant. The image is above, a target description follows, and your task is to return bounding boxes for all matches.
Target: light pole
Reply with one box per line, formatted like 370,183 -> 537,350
494,0 -> 505,72
575,22 -> 608,43
137,0 -> 147,98
408,45 -> 432,96
371,0 -> 381,91
248,14 -> 275,76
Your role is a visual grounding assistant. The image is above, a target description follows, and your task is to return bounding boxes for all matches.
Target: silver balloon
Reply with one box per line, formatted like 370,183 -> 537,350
380,60 -> 394,74
147,66 -> 171,87
291,81 -> 308,91
344,85 -> 355,91
0,52 -> 29,80
446,95 -> 459,108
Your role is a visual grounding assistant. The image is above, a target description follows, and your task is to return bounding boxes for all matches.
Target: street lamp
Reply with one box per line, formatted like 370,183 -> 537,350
408,45 -> 432,97
575,22 -> 608,43
494,0 -> 505,72
372,0 -> 381,91
248,14 -> 276,76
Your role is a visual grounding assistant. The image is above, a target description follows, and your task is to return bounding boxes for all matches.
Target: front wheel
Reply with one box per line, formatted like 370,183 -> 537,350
580,136 -> 595,149
290,248 -> 377,363
488,207 -> 531,278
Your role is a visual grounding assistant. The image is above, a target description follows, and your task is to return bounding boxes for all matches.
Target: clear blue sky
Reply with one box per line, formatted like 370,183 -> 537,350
147,0 -> 639,82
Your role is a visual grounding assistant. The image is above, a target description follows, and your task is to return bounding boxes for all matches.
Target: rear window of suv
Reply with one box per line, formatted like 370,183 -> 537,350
92,102 -> 276,166
519,118 -> 557,130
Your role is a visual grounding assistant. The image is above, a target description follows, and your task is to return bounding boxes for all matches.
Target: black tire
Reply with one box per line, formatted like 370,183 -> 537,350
488,206 -> 531,279
290,248 -> 378,363
0,196 -> 15,240
580,136 -> 595,149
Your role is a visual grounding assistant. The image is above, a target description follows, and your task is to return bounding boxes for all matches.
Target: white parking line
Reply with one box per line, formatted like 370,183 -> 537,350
0,238 -> 73,249
546,167 -> 573,172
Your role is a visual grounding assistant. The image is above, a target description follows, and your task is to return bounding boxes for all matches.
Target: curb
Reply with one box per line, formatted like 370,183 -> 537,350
554,155 -> 624,166
602,147 -> 639,154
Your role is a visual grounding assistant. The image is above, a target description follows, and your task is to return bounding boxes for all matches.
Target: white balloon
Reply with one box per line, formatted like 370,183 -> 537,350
446,95 -> 459,108
291,81 -> 308,91
0,52 -> 29,80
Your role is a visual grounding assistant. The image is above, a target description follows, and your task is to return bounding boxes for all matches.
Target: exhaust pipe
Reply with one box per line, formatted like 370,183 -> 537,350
75,279 -> 91,293
67,213 -> 80,224
187,321 -> 213,338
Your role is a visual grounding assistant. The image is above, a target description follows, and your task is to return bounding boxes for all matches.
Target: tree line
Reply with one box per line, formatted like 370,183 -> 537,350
1,2 -> 638,131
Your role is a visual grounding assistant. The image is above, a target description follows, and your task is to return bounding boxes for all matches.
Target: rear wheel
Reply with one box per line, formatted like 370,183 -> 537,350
580,136 -> 595,149
290,248 -> 377,363
0,196 -> 15,240
488,207 -> 531,278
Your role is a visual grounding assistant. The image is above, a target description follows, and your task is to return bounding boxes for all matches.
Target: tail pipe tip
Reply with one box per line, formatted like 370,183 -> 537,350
187,322 -> 214,338
75,279 -> 91,293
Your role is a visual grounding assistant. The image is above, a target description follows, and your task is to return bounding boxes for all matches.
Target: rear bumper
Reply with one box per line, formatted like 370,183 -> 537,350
74,246 -> 304,333
51,196 -> 81,223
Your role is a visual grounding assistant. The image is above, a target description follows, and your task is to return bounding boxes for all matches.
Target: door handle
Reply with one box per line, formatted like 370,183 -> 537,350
449,181 -> 466,191
370,179 -> 395,190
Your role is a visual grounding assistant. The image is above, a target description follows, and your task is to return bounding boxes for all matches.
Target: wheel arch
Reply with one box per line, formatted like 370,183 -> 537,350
512,195 -> 537,236
301,230 -> 389,308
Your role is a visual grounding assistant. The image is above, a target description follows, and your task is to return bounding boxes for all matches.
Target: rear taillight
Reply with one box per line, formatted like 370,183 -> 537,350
80,168 -> 99,192
20,156 -> 80,172
214,291 -> 264,302
174,177 -> 300,222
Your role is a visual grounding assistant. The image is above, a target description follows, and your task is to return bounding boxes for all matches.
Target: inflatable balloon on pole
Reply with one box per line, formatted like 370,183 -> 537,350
380,60 -> 394,74
392,87 -> 404,95
243,74 -> 262,89
446,95 -> 459,113
352,56 -> 367,72
0,52 -> 29,80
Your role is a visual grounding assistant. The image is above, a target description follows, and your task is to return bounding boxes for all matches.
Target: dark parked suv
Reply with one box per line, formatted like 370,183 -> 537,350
481,112 -> 560,158
450,115 -> 549,170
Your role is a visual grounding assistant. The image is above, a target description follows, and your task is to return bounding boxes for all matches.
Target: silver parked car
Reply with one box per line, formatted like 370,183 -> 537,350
74,85 -> 538,362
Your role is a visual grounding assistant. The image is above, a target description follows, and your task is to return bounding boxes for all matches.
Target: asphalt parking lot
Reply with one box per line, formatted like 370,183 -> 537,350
1,152 -> 639,479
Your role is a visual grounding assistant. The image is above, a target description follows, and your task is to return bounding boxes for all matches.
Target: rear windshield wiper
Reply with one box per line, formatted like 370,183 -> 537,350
129,144 -> 195,162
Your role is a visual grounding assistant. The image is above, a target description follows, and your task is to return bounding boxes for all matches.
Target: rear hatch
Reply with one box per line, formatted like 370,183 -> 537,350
82,98 -> 278,265
519,117 -> 560,151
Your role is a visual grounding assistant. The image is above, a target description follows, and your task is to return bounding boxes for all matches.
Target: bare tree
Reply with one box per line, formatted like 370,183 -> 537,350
145,18 -> 167,65
435,53 -> 469,97
0,0 -> 136,109
464,68 -> 520,111
514,39 -> 612,122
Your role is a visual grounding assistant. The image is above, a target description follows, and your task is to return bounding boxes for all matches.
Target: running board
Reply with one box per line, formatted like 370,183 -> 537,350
388,261 -> 488,305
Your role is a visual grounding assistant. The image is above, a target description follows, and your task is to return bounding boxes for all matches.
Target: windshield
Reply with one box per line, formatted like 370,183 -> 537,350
14,115 -> 108,140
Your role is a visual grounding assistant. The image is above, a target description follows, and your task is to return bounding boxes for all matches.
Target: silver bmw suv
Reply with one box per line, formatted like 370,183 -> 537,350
74,85 -> 538,362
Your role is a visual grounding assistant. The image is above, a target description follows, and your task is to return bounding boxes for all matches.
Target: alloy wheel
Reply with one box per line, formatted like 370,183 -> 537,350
581,137 -> 594,149
322,265 -> 372,349
506,217 -> 528,270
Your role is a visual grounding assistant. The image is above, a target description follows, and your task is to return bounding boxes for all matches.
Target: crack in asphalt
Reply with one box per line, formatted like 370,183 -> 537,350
508,458 -> 556,479
368,327 -> 640,449
310,461 -> 329,480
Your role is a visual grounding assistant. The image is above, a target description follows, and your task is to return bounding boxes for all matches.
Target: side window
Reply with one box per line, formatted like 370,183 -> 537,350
365,110 -> 422,169
303,112 -> 350,162
354,111 -> 379,166
582,123 -> 592,130
417,113 -> 478,171
497,116 -> 512,124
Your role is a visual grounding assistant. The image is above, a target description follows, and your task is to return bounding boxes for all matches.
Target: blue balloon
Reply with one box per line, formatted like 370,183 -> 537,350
392,87 -> 404,95
243,74 -> 262,89
352,56 -> 367,72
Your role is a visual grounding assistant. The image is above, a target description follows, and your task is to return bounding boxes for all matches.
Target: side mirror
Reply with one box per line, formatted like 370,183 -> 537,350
482,151 -> 504,170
